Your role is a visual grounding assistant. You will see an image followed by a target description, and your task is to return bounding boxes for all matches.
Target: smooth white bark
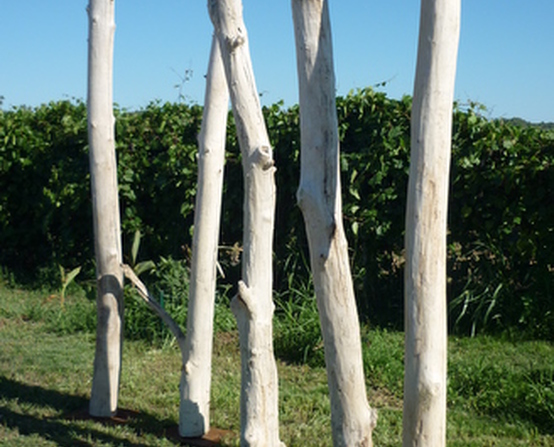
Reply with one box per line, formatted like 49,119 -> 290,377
179,34 -> 229,438
209,1 -> 283,446
87,0 -> 124,418
291,1 -> 377,446
403,0 -> 460,445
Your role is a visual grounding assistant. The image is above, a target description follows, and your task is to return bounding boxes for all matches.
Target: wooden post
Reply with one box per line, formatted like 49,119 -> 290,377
209,1 -> 284,445
291,1 -> 377,445
87,0 -> 124,418
403,0 -> 460,445
179,34 -> 229,437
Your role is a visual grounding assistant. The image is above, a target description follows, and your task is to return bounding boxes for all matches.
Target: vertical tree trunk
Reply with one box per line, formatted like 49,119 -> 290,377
291,1 -> 377,446
403,0 -> 460,445
208,1 -> 283,446
179,34 -> 229,438
87,0 -> 124,418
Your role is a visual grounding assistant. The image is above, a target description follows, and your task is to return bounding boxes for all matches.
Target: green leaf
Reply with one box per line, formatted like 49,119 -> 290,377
134,260 -> 156,276
132,229 -> 141,265
351,221 -> 359,236
64,266 -> 82,287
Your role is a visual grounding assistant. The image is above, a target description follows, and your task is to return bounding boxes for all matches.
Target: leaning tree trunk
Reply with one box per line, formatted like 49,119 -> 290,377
179,34 -> 229,438
209,1 -> 283,446
291,1 -> 378,446
87,0 -> 124,418
403,0 -> 460,446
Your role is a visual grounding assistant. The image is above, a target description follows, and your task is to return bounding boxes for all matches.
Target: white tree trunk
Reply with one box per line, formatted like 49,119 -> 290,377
179,34 -> 229,438
87,0 -> 124,418
209,1 -> 283,446
403,0 -> 460,446
291,1 -> 377,446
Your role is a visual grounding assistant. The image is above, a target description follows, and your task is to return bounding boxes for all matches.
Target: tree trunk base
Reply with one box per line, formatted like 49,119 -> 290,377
173,427 -> 235,446
65,407 -> 235,445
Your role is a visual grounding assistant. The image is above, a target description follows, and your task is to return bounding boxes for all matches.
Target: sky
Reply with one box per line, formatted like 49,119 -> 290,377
1,1 -> 553,123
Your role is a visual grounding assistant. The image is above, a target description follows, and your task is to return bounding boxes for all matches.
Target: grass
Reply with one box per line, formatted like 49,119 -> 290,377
1,283 -> 553,446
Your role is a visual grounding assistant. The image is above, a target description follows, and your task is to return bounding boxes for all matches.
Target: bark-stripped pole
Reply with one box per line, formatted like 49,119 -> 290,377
179,34 -> 229,438
403,0 -> 460,445
87,0 -> 124,418
208,1 -> 283,446
291,1 -> 377,446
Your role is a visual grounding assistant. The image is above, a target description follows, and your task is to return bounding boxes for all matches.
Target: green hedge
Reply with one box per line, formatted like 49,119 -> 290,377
0,89 -> 552,338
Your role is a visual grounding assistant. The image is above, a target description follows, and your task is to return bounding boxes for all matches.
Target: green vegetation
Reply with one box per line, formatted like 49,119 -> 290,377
1,284 -> 552,446
1,90 -> 552,339
0,89 -> 552,443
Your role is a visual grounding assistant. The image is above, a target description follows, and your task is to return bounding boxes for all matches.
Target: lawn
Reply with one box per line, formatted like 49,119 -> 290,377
0,284 -> 552,446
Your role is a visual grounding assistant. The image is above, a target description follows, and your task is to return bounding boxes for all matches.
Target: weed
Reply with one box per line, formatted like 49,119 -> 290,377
449,279 -> 503,337
57,264 -> 82,307
273,279 -> 324,367
128,229 -> 156,276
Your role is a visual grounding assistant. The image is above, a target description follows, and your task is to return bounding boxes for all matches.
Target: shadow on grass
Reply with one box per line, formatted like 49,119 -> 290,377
0,376 -> 179,446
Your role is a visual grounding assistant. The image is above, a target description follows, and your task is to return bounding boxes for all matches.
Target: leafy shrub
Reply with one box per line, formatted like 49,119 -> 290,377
1,92 -> 552,339
115,102 -> 203,263
338,90 -> 412,325
0,101 -> 92,281
448,106 -> 554,337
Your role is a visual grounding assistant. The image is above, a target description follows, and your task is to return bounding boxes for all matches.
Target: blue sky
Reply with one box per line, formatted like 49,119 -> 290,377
1,1 -> 553,122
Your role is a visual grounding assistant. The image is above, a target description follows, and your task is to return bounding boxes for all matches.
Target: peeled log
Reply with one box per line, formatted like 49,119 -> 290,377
209,0 -> 283,445
291,1 -> 377,445
87,0 -> 124,418
179,34 -> 229,438
403,0 -> 460,446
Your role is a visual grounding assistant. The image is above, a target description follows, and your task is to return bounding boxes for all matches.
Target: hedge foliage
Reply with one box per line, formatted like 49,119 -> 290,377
0,89 -> 552,338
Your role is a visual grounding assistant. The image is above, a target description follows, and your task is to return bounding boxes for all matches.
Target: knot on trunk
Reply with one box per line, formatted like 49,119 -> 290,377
251,145 -> 274,171
225,32 -> 245,53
